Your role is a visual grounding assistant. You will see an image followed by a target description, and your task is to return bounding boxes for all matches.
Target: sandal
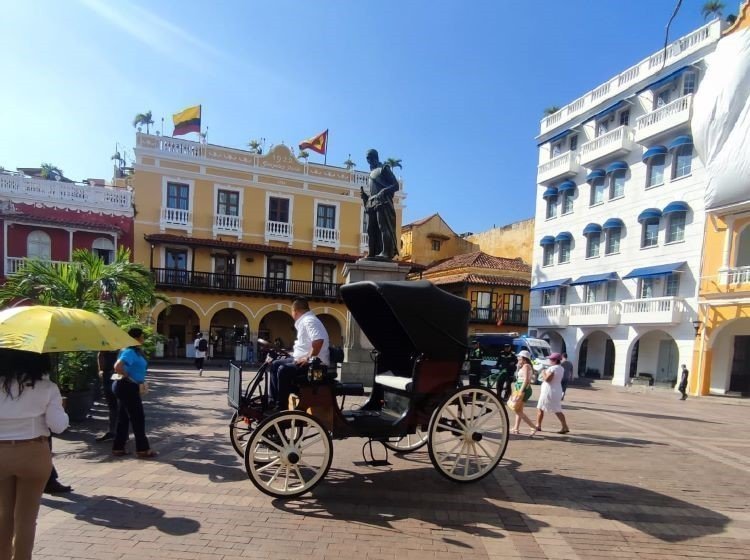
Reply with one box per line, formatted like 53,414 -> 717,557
510,429 -> 520,435
528,429 -> 537,437
557,429 -> 570,434
112,450 -> 129,457
136,450 -> 158,459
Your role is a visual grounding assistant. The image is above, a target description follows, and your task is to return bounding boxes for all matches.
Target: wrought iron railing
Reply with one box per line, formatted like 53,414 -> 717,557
152,268 -> 342,301
470,308 -> 528,324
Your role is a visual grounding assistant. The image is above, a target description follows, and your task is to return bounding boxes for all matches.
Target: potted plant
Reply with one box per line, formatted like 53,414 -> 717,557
56,352 -> 99,422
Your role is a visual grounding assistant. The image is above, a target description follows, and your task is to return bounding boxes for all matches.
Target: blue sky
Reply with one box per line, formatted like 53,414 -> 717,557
0,0 -> 720,233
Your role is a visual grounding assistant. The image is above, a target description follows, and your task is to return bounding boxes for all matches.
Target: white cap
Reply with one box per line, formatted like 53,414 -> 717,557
517,350 -> 532,360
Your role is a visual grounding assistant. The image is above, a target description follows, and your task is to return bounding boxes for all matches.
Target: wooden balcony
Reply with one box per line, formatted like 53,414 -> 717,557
470,307 -> 528,325
151,267 -> 342,301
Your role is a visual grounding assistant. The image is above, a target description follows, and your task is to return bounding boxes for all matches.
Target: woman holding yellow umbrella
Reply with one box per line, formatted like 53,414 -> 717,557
0,349 -> 69,560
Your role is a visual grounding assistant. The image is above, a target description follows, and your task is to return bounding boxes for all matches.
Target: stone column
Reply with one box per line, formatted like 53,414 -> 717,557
339,259 -> 412,384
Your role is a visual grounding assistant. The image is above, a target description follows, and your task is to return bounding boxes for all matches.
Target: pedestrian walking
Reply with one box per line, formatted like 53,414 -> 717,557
112,328 -> 157,459
468,339 -> 483,386
535,352 -> 570,434
560,352 -> 574,399
194,332 -> 207,376
678,364 -> 689,400
508,350 -> 536,436
0,349 -> 69,560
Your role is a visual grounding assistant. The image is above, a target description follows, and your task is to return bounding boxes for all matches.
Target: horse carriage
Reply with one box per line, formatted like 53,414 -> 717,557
227,280 -> 510,498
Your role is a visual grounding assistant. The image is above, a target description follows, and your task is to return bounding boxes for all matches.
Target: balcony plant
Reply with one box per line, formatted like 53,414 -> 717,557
133,110 -> 154,134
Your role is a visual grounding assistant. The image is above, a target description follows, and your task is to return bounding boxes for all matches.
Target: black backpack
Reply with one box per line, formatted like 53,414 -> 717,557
198,338 -> 208,352
329,346 -> 344,364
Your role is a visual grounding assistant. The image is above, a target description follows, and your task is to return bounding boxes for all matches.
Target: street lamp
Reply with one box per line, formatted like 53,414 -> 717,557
692,319 -> 702,337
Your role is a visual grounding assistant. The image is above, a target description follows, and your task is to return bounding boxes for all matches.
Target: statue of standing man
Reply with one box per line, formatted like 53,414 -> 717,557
361,149 -> 399,260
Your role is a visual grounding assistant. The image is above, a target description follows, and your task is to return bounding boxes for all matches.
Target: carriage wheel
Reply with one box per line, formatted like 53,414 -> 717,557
383,426 -> 428,453
244,411 -> 332,498
428,387 -> 509,483
229,411 -> 254,457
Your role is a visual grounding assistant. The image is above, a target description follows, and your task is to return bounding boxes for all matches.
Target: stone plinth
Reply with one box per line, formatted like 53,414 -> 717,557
340,258 -> 412,384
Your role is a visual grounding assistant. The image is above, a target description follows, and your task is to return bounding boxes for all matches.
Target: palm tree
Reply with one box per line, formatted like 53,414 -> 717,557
247,139 -> 262,154
40,163 -> 63,181
701,1 -> 725,20
343,157 -> 356,170
385,158 -> 402,170
543,106 -> 561,116
0,248 -> 165,323
298,150 -> 310,161
132,111 -> 154,134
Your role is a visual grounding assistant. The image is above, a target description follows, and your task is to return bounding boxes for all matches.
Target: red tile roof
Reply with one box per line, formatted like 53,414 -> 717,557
428,273 -> 530,288
424,251 -> 531,274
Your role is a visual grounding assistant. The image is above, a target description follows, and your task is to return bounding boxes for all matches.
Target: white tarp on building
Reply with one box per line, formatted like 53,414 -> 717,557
691,18 -> 750,210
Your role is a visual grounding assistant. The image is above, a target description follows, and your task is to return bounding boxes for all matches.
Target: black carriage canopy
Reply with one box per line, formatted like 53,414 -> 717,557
340,280 -> 470,362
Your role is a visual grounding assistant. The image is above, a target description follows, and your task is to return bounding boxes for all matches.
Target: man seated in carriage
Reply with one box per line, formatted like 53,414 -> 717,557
269,298 -> 330,411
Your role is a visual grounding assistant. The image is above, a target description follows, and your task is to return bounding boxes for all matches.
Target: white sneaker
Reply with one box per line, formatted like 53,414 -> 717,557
199,369 -> 203,376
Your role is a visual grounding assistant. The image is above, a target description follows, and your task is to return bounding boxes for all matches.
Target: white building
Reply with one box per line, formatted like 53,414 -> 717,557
528,19 -> 725,387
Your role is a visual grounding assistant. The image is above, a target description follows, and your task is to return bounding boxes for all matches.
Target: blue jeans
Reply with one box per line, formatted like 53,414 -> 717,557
269,357 -> 305,409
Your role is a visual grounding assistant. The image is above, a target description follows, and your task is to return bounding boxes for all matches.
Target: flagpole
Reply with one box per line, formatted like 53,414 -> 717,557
324,129 -> 328,165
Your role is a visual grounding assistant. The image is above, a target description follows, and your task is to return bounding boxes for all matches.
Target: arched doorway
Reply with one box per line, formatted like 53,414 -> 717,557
578,331 -> 615,379
630,330 -> 679,387
210,308 -> 250,360
709,317 -> 750,395
540,330 -> 566,354
318,313 -> 343,347
157,304 -> 200,358
258,310 -> 295,351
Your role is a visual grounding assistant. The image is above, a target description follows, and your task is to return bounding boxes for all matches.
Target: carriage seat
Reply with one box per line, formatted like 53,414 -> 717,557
374,371 -> 412,392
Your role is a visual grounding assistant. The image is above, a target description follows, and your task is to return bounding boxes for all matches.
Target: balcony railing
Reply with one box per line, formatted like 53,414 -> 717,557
529,305 -> 570,328
152,268 -> 342,301
4,257 -> 69,276
314,226 -> 340,248
160,207 -> 192,231
720,266 -> 750,285
539,20 -> 721,135
579,125 -> 635,166
265,220 -> 293,243
568,301 -> 620,327
537,151 -> 580,184
214,214 -> 242,236
0,173 -> 132,214
470,308 -> 529,325
634,95 -> 693,143
620,297 -> 685,325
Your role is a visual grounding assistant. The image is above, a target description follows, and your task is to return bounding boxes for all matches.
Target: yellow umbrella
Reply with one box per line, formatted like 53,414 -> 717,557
0,306 -> 140,353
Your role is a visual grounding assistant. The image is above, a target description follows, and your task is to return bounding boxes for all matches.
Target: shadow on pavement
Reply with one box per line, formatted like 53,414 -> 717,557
273,465 -> 548,541
566,404 -> 722,424
168,433 -> 247,483
274,458 -> 729,543
42,494 -> 200,535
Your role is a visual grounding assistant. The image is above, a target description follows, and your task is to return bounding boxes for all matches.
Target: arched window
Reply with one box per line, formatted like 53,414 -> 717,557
92,237 -> 115,264
737,226 -> 750,268
27,231 -> 51,260
672,144 -> 693,179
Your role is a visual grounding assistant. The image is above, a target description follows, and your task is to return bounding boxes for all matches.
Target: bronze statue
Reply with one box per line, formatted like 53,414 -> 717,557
360,148 -> 399,260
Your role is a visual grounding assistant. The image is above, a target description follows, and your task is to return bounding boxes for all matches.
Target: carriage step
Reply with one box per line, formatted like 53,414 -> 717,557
335,382 -> 365,396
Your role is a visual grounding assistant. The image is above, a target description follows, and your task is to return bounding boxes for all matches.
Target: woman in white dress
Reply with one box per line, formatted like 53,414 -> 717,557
535,353 -> 570,434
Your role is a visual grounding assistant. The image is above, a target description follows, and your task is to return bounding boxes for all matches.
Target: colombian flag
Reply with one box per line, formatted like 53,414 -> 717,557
298,129 -> 328,155
173,105 -> 201,136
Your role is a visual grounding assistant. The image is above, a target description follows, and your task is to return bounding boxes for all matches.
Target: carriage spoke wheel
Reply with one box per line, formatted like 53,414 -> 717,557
244,411 -> 332,498
428,387 -> 509,482
383,426 -> 428,453
229,411 -> 254,457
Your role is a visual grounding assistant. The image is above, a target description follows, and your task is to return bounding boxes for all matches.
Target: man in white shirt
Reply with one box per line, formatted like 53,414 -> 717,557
194,332 -> 207,376
269,298 -> 330,410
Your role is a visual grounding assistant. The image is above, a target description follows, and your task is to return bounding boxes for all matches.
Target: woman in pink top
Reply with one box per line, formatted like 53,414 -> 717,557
535,353 -> 570,434
0,349 -> 69,560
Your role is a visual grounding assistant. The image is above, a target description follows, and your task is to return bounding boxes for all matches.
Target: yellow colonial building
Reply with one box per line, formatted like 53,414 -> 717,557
130,133 -> 404,360
692,205 -> 750,396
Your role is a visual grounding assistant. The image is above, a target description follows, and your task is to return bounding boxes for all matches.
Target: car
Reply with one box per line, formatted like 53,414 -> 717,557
472,333 -> 553,384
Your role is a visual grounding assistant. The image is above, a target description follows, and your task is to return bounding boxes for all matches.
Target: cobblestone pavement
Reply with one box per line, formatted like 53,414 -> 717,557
36,366 -> 750,559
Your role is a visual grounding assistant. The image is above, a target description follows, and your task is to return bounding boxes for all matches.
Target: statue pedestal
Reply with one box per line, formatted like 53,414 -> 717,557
340,259 -> 412,385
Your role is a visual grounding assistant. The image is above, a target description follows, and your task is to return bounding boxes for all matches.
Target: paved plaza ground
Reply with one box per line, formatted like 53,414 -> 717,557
36,365 -> 750,559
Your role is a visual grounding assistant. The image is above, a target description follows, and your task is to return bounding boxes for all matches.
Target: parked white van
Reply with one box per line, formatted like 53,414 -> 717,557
472,333 -> 552,384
